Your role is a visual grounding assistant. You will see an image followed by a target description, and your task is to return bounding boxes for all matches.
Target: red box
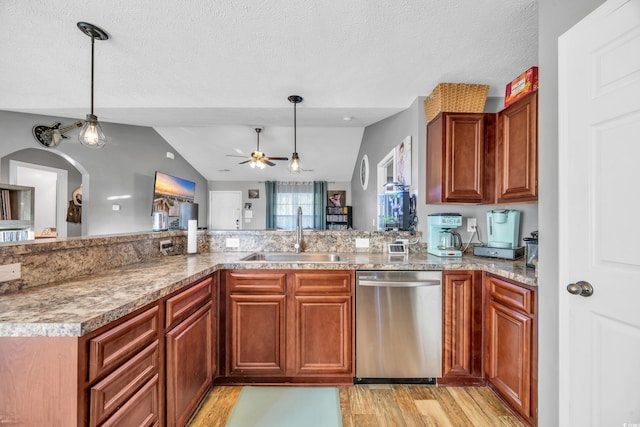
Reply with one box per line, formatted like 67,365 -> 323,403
504,66 -> 538,107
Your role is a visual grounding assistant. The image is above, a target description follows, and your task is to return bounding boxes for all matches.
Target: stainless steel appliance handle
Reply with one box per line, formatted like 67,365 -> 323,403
358,278 -> 441,288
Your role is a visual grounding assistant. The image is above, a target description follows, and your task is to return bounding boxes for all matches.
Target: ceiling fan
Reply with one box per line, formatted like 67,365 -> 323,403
227,128 -> 288,168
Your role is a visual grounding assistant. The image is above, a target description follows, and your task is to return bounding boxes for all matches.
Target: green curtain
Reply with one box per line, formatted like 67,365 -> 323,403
265,181 -> 277,229
313,181 -> 327,230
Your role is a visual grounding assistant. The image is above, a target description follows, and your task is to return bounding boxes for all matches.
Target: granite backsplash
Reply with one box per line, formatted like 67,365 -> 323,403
0,229 -> 419,294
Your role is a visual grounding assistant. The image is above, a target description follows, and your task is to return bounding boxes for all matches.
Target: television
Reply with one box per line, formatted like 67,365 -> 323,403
152,172 -> 196,219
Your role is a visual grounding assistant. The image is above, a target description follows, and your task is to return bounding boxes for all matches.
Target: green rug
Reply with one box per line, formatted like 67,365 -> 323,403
225,386 -> 342,427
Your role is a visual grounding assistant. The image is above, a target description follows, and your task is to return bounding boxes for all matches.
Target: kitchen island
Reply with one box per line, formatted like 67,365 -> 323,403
0,238 -> 536,426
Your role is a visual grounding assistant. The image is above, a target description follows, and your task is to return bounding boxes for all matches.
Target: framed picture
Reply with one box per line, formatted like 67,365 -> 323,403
327,190 -> 346,207
395,135 -> 411,186
248,189 -> 259,199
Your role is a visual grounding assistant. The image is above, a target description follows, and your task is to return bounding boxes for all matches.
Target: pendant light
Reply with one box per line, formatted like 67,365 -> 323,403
77,22 -> 109,148
288,95 -> 303,173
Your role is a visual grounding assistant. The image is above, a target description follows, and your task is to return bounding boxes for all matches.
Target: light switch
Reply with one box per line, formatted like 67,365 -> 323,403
0,263 -> 21,282
355,238 -> 370,248
226,238 -> 240,248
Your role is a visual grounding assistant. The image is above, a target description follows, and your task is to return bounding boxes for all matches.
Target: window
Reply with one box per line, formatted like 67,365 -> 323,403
265,181 -> 327,230
274,182 -> 314,230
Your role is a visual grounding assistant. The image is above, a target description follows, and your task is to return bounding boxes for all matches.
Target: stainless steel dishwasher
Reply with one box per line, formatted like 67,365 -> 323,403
355,270 -> 442,383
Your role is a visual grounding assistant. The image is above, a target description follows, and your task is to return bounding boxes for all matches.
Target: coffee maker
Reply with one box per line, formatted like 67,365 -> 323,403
473,209 -> 524,259
427,213 -> 463,257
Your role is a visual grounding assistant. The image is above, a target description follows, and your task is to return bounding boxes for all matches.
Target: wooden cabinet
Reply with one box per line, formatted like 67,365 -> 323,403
87,305 -> 161,426
441,271 -> 483,385
220,270 -> 353,384
496,91 -> 538,203
165,276 -> 215,427
291,271 -> 353,376
426,112 -> 495,204
485,274 -> 537,425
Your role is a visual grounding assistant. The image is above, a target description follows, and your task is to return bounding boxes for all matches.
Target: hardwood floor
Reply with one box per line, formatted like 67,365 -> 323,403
188,384 -> 525,426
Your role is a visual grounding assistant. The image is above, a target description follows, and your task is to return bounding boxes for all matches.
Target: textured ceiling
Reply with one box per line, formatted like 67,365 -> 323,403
0,0 -> 538,181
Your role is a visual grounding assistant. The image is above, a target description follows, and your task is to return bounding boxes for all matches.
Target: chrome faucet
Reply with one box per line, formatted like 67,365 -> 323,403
295,206 -> 303,253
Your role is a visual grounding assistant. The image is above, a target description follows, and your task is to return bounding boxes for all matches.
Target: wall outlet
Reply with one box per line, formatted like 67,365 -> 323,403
160,240 -> 173,250
467,218 -> 477,232
396,239 -> 409,245
0,263 -> 21,282
355,238 -> 370,248
226,238 -> 240,248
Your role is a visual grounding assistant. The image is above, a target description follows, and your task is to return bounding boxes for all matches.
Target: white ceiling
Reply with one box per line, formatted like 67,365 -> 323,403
0,0 -> 538,182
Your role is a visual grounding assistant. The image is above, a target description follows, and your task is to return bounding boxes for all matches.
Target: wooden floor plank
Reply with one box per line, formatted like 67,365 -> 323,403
415,400 -> 453,426
349,384 -> 379,415
371,388 -> 407,426
447,387 -> 502,427
393,385 -> 429,427
429,387 -> 476,426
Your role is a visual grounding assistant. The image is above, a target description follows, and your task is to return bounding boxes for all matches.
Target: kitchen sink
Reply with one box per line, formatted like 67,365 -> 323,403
240,252 -> 343,262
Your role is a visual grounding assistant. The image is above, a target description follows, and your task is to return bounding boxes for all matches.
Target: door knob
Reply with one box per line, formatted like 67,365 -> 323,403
566,281 -> 594,297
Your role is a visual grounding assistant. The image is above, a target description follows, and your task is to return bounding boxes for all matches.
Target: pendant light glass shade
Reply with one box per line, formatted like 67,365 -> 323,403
288,95 -> 303,173
79,114 -> 107,147
77,22 -> 109,148
289,152 -> 301,173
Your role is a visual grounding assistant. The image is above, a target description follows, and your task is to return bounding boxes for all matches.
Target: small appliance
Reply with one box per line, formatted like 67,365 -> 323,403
473,209 -> 524,259
523,230 -> 538,268
427,213 -> 463,257
152,210 -> 168,232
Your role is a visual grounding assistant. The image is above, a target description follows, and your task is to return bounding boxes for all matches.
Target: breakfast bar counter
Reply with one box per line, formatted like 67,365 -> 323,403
0,251 -> 535,337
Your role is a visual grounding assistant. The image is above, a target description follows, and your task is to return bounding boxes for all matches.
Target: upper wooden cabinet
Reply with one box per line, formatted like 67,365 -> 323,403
496,91 -> 538,203
426,91 -> 538,205
426,112 -> 495,204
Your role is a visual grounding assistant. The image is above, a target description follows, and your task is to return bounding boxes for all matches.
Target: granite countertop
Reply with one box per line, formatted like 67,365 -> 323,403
0,251 -> 535,338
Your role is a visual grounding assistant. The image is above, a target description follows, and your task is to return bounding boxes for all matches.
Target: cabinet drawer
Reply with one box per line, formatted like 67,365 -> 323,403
226,271 -> 287,293
99,374 -> 160,427
88,305 -> 160,381
166,276 -> 212,329
292,271 -> 352,294
487,275 -> 533,314
89,341 -> 159,426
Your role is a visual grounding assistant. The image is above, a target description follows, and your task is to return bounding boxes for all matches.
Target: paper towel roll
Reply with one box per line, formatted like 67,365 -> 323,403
187,220 -> 197,254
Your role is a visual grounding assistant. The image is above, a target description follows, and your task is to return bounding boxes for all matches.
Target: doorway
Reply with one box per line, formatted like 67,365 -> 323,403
209,191 -> 242,230
10,160 -> 68,238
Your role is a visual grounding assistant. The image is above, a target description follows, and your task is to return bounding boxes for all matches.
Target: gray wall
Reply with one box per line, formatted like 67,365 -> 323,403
0,110 -> 208,236
350,97 -> 538,245
537,0 -> 605,425
209,180 -> 352,230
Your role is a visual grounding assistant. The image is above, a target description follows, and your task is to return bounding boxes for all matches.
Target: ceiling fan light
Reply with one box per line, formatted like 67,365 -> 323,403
257,161 -> 266,169
289,152 -> 301,173
79,114 -> 107,147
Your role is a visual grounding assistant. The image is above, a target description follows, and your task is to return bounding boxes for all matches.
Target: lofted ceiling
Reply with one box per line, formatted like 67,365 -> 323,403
0,0 -> 538,182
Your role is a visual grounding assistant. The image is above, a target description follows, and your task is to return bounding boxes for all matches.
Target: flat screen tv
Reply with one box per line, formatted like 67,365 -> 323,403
152,171 -> 196,217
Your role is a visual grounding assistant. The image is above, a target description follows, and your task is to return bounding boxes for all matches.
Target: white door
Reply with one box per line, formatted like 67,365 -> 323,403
208,191 -> 242,230
559,0 -> 640,425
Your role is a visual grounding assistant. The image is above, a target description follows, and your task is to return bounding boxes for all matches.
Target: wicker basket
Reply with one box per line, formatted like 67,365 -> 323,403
423,83 -> 490,123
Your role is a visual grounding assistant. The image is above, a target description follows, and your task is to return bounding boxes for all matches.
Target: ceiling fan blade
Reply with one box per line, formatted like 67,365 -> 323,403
265,156 -> 288,161
238,160 -> 252,164
226,154 -> 247,158
263,159 -> 276,166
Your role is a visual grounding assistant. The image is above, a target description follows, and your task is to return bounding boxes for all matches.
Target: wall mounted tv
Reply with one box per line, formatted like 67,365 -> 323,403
152,171 -> 196,217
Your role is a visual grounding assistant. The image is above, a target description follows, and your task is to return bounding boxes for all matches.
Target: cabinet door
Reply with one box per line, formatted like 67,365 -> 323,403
227,294 -> 286,376
292,295 -> 352,375
442,271 -> 483,383
426,113 -> 488,204
496,91 -> 538,203
166,302 -> 214,427
486,300 -> 533,419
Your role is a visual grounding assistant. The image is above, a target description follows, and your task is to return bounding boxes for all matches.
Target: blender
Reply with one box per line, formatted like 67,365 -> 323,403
427,213 -> 463,257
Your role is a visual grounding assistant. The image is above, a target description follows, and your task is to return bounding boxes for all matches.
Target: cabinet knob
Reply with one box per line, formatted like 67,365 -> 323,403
566,281 -> 594,297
